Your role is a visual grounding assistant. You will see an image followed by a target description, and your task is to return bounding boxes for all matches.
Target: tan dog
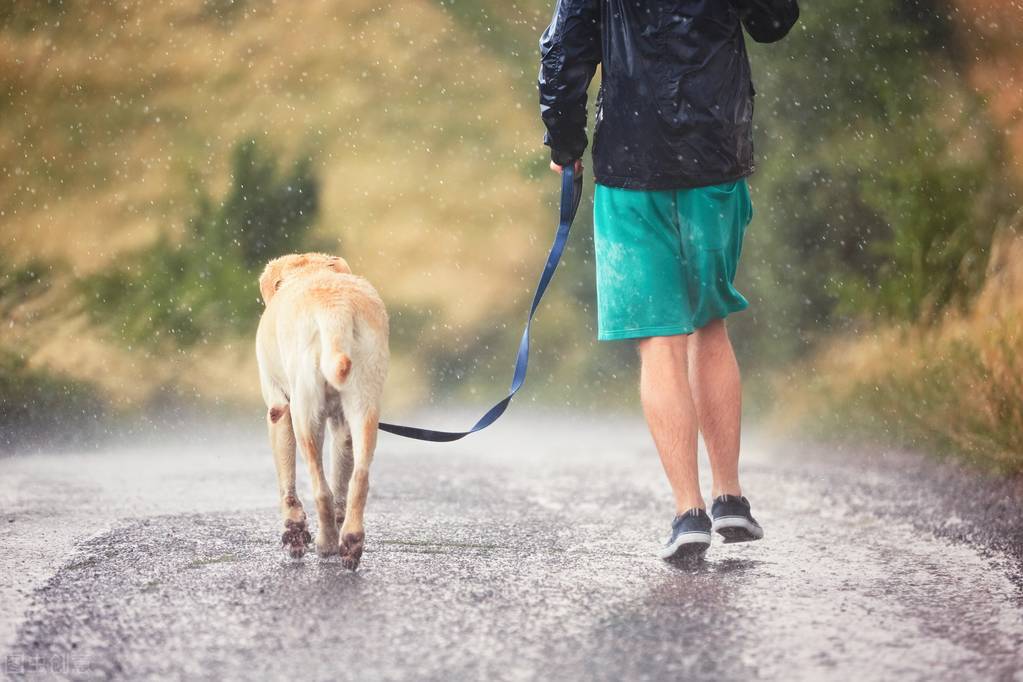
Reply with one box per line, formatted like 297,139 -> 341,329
256,253 -> 389,570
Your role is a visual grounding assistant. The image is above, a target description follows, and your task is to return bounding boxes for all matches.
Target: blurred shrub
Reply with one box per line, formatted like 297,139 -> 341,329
0,254 -> 50,319
837,134 -> 1000,320
0,0 -> 67,32
81,138 -> 320,346
200,0 -> 247,25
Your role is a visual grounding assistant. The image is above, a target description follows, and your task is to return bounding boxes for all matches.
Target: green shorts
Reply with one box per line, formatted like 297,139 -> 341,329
593,179 -> 752,341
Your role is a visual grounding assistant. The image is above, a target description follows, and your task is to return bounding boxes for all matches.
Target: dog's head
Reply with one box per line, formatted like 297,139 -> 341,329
259,252 -> 352,305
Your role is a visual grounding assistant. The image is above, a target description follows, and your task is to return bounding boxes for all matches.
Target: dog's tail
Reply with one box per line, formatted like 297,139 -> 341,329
316,309 -> 354,392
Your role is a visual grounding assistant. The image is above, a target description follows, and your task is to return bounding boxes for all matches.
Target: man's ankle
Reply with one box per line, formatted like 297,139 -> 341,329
675,498 -> 706,515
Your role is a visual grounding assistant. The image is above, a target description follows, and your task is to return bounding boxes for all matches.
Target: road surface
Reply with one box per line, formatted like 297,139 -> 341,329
1,412 -> 1021,680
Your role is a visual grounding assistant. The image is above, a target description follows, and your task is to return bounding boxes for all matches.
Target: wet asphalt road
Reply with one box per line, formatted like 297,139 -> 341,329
1,412 -> 1022,681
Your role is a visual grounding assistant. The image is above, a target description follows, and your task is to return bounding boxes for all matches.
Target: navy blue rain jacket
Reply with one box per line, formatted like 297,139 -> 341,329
538,0 -> 799,190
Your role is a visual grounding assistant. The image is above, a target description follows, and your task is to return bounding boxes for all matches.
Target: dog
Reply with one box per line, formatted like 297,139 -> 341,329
256,253 -> 389,570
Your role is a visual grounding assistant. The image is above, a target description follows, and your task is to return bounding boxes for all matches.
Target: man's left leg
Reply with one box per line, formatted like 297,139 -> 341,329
638,334 -> 714,560
637,334 -> 703,514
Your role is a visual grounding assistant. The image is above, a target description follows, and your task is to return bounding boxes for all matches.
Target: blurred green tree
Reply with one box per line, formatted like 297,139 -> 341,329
213,138 -> 319,268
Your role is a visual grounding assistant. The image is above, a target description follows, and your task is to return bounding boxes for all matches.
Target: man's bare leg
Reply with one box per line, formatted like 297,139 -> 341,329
638,335 -> 704,513
690,318 -> 743,499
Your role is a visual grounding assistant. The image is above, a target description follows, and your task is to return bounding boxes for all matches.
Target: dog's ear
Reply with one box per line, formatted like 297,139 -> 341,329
328,256 -> 352,275
259,258 -> 285,305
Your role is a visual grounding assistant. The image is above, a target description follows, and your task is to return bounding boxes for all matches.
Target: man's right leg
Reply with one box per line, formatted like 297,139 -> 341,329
637,335 -> 704,514
690,318 -> 764,542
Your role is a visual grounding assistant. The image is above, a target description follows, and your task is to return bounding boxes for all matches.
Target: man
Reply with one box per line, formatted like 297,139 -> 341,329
538,0 -> 799,561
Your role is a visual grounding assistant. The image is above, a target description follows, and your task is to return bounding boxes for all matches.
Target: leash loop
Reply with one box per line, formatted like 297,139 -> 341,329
378,165 -> 583,441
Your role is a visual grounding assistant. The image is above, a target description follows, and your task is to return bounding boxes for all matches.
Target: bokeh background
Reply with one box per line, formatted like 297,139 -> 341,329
1,0 -> 1020,471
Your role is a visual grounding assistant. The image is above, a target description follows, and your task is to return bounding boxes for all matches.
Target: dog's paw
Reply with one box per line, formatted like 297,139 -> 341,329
281,520 -> 312,559
339,531 -> 365,571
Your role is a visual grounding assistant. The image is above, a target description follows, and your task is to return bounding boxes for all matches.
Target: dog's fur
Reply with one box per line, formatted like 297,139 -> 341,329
256,253 -> 389,569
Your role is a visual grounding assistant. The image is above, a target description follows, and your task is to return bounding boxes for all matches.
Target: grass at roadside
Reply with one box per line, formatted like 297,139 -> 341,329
770,228 -> 1023,474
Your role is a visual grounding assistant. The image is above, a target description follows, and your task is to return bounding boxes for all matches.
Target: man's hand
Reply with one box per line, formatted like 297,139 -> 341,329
550,159 -> 584,175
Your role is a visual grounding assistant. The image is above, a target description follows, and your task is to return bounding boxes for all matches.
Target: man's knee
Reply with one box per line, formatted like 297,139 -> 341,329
694,318 -> 725,338
692,318 -> 731,353
637,334 -> 688,367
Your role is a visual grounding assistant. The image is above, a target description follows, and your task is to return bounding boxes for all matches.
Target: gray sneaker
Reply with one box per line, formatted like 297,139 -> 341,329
710,494 -> 764,543
658,508 -> 712,560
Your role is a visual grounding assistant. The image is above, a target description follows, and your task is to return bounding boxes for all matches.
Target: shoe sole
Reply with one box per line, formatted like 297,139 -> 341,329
657,531 -> 711,560
712,516 -> 764,543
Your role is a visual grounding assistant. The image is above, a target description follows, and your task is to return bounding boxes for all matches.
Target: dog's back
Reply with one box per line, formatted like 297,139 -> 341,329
259,271 -> 388,407
257,257 -> 388,414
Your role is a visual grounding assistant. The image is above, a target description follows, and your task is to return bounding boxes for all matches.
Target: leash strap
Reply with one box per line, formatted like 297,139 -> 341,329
378,165 -> 583,442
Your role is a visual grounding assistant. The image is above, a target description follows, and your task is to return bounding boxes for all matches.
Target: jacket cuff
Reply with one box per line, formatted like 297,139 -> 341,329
549,147 -> 579,166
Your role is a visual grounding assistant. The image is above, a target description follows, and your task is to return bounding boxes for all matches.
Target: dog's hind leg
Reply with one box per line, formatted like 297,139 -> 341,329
338,399 -> 379,571
292,399 -> 339,557
268,405 -> 311,559
327,413 -> 354,531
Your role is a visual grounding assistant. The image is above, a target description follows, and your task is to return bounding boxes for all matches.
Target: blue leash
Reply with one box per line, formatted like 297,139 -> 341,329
378,165 -> 584,442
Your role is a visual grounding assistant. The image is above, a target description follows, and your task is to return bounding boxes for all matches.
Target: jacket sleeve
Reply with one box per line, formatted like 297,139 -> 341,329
730,0 -> 799,43
538,0 -> 601,166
